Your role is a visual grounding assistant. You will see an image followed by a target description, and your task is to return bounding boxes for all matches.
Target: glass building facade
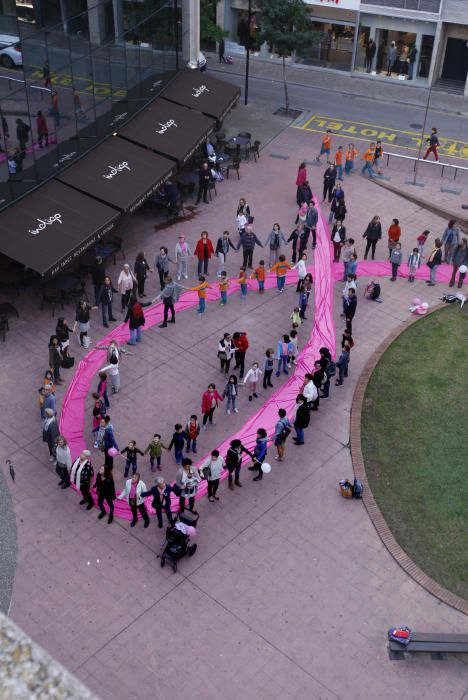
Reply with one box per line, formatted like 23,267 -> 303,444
0,0 -> 181,209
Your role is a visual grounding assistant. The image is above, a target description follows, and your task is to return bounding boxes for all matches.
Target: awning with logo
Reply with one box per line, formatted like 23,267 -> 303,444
55,136 -> 175,213
160,70 -> 240,126
118,98 -> 215,166
0,180 -> 119,277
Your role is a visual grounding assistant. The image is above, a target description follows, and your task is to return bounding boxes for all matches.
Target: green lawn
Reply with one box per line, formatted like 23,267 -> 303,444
362,305 -> 468,601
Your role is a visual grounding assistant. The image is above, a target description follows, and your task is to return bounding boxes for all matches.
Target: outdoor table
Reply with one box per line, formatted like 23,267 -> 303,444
227,136 -> 250,160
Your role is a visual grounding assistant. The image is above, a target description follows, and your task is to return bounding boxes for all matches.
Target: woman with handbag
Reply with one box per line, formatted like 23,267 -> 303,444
134,250 -> 152,298
55,317 -> 70,360
200,449 -> 225,502
117,263 -> 136,312
175,458 -> 201,513
218,332 -> 234,375
48,335 -> 63,384
94,465 -> 116,524
55,435 -> 72,488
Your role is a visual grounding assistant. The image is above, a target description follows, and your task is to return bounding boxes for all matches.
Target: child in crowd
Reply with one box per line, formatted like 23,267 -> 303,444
347,253 -> 358,277
298,281 -> 309,320
237,267 -> 248,299
224,374 -> 239,414
290,307 -> 302,328
144,433 -> 167,472
407,247 -> 421,283
341,328 -> 354,352
237,211 -> 248,235
251,260 -> 265,292
185,414 -> 200,454
249,428 -> 268,482
43,370 -> 55,394
288,330 -> 299,368
91,392 -> 106,434
417,230 -> 429,259
218,271 -> 229,306
262,348 -> 275,389
168,424 -> 185,464
93,418 -> 106,450
390,241 -> 403,281
335,345 -> 350,386
97,371 -> 109,408
342,274 -> 357,315
345,143 -> 358,174
244,362 -> 263,401
121,440 -> 144,477
270,254 -> 291,292
276,334 -> 292,376
190,275 -> 212,315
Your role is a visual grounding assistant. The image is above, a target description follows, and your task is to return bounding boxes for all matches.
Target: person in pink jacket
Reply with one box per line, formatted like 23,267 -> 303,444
201,383 -> 224,429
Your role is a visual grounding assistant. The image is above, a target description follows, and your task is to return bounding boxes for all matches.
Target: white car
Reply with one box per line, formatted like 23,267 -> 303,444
0,35 -> 23,68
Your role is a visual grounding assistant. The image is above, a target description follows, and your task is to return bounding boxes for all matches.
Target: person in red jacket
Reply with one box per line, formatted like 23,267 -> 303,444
201,383 -> 224,429
194,230 -> 215,276
295,162 -> 307,206
232,331 -> 249,378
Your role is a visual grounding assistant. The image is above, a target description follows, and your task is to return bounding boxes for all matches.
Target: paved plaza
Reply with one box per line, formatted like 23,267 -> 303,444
1,121 -> 468,700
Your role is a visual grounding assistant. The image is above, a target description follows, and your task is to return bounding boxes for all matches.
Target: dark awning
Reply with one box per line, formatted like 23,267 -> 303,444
0,180 -> 119,277
118,98 -> 215,166
160,70 -> 240,126
55,137 -> 175,213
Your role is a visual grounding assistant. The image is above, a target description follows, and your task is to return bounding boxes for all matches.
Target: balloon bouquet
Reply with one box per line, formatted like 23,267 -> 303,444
409,297 -> 429,315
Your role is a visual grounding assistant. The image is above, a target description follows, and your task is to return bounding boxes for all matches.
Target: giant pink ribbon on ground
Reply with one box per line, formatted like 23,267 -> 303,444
59,212 -> 458,519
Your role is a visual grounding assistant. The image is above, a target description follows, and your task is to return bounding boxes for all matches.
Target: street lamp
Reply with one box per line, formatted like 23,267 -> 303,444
244,0 -> 252,106
412,82 -> 433,186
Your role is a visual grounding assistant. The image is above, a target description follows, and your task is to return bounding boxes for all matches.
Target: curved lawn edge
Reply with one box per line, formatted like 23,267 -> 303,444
350,303 -> 468,616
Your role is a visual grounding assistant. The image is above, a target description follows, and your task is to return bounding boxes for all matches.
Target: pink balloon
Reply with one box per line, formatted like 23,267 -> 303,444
108,447 -> 120,457
412,297 -> 421,306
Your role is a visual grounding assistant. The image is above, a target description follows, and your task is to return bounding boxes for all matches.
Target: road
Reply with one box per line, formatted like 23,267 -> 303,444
210,70 -> 468,161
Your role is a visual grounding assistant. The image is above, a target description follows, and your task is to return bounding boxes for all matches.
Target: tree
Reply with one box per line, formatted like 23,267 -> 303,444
200,0 -> 227,45
256,0 -> 316,114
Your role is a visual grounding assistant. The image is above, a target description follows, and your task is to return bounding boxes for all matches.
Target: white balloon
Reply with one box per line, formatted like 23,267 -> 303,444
459,265 -> 467,274
421,302 -> 429,309
261,462 -> 272,474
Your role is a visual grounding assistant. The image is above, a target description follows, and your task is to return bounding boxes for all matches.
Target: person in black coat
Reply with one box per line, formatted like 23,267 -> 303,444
97,276 -> 118,328
196,161 -> 212,204
124,295 -> 145,345
226,439 -> 252,489
55,317 -> 71,359
311,361 -> 325,411
215,230 -> 236,272
141,476 -> 175,528
344,288 -> 357,333
91,256 -> 106,307
363,216 -> 382,260
134,251 -> 151,298
296,181 -> 312,207
323,165 -> 337,203
48,335 -> 63,383
293,394 -> 309,445
94,466 -> 116,523
331,221 -> 347,263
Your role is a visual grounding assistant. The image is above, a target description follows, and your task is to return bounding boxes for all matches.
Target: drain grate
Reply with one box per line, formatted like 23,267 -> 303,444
269,153 -> 290,160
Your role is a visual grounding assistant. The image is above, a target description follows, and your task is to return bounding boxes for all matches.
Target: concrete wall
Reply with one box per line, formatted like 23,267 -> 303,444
440,0 -> 468,23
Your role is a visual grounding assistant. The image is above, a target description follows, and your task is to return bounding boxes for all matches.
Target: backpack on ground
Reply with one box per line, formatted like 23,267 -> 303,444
352,477 -> 363,499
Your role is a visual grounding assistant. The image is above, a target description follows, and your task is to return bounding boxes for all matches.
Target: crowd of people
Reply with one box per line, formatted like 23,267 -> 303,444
39,150 -> 466,531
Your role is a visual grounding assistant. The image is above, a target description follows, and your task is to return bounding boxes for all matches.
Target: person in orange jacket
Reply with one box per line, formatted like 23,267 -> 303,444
189,275 -> 212,315
361,142 -> 376,178
316,129 -> 332,163
387,218 -> 401,259
270,255 -> 292,292
334,145 -> 344,181
194,230 -> 215,276
345,144 -> 358,174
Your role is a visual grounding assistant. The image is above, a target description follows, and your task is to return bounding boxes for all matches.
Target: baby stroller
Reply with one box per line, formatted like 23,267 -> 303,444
160,511 -> 198,572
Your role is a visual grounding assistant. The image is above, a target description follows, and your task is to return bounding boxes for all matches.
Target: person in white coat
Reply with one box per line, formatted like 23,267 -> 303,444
303,373 -> 318,410
117,264 -> 136,312
117,473 -> 150,527
293,252 -> 307,292
200,449 -> 225,502
244,362 -> 263,401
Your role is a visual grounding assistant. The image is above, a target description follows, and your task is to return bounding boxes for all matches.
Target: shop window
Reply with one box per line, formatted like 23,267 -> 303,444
296,22 -> 355,72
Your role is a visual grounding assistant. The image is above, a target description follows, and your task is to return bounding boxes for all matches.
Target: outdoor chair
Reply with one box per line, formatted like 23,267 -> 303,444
226,158 -> 241,180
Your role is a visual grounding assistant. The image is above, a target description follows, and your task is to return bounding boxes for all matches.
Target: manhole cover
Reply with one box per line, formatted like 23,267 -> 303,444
410,122 -> 423,129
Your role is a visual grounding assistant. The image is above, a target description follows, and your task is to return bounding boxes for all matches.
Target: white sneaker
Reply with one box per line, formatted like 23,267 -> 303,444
234,408 -> 239,413
177,275 -> 181,281
227,409 -> 231,415
203,425 -> 207,430
49,456 -> 55,462
183,274 -> 188,279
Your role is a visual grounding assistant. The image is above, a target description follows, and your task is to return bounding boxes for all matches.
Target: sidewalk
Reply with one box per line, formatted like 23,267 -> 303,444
205,51 -> 468,115
2,124 -> 468,700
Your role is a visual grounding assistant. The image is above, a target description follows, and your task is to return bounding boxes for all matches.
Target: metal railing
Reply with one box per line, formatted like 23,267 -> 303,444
384,150 -> 468,180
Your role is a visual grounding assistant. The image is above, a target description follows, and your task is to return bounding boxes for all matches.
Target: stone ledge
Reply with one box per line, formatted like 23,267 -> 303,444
0,612 -> 97,700
350,303 -> 468,617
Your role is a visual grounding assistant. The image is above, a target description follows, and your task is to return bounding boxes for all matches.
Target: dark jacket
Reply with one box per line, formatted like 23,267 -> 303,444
97,284 -> 117,305
323,167 -> 336,187
141,483 -> 173,510
237,231 -> 263,252
294,403 -> 310,429
225,444 -> 251,472
297,183 -> 312,206
124,302 -> 145,329
134,258 -> 150,281
305,206 -> 318,229
103,424 -> 118,451
216,236 -> 236,256
49,345 -> 61,370
344,295 -> 357,319
169,431 -> 185,450
427,247 -> 442,268
91,262 -> 106,286
75,305 -> 90,323
363,221 -> 382,242
333,202 -> 347,221
453,244 -> 468,267
94,474 -> 116,501
55,324 -> 70,345
331,224 -> 346,243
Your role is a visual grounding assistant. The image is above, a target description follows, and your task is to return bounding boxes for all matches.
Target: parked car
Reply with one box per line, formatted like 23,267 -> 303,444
0,35 -> 23,68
